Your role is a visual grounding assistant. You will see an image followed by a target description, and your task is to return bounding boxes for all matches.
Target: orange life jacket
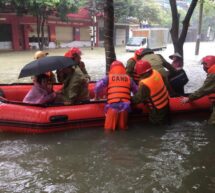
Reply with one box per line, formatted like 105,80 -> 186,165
107,66 -> 131,104
207,64 -> 215,103
139,70 -> 169,109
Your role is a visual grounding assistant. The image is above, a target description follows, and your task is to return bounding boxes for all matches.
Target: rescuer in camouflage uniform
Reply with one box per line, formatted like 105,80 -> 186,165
182,55 -> 215,124
141,48 -> 176,95
56,66 -> 89,105
64,47 -> 91,81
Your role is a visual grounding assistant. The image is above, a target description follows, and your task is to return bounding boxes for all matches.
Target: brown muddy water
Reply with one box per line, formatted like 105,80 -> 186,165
0,43 -> 215,192
0,119 -> 215,193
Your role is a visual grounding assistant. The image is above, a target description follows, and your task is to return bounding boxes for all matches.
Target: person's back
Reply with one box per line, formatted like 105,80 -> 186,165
142,53 -> 168,77
142,51 -> 176,95
132,60 -> 169,125
107,67 -> 131,105
95,60 -> 137,131
60,66 -> 89,104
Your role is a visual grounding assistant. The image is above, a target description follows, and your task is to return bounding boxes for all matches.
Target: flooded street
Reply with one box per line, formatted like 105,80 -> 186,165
0,121 -> 215,193
0,42 -> 215,192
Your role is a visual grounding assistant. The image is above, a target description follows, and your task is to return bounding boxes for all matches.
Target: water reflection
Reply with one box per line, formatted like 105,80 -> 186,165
0,121 -> 214,193
145,121 -> 208,193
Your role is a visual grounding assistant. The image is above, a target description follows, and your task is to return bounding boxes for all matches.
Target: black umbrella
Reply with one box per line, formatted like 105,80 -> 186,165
18,56 -> 77,78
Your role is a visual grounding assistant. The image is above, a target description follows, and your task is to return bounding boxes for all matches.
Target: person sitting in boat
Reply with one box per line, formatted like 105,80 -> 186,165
94,60 -> 138,131
55,65 -> 89,105
132,60 -> 170,125
170,52 -> 183,70
168,52 -> 189,96
126,48 -> 145,84
182,55 -> 215,125
34,50 -> 56,83
23,74 -> 56,104
64,47 -> 91,81
141,48 -> 176,95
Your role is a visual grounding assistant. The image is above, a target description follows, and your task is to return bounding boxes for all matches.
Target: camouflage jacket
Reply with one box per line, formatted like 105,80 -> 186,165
62,68 -> 89,104
189,73 -> 215,101
126,58 -> 136,79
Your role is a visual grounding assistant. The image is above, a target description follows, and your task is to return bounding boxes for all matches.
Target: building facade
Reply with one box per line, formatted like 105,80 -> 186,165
0,8 -> 132,51
0,8 -> 98,51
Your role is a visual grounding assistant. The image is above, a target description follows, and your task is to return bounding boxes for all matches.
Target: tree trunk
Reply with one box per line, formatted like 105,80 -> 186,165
36,9 -> 47,50
104,0 -> 116,73
36,14 -> 42,50
41,13 -> 46,50
169,0 -> 198,61
169,0 -> 179,50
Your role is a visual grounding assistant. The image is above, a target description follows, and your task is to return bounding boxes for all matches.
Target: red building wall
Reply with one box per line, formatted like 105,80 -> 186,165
0,13 -> 96,51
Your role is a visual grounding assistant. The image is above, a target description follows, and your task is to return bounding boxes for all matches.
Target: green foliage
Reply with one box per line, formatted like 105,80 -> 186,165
0,0 -> 77,18
129,0 -> 170,26
191,0 -> 215,35
76,0 -> 170,26
114,0 -> 131,22
203,0 -> 215,15
56,0 -> 77,20
75,0 -> 89,7
159,9 -> 172,27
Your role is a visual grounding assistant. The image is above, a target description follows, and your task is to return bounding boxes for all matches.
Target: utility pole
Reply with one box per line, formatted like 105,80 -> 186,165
195,0 -> 204,55
89,0 -> 96,50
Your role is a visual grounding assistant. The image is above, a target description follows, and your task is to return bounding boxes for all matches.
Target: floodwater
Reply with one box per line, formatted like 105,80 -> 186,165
0,120 -> 215,193
1,42 -> 215,192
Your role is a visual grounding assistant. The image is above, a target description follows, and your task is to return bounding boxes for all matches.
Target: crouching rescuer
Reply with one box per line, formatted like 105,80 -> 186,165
181,55 -> 215,125
132,60 -> 170,125
94,61 -> 137,131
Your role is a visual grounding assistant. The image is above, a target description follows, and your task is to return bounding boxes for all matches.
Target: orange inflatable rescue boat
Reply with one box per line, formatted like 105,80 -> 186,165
0,83 -> 211,134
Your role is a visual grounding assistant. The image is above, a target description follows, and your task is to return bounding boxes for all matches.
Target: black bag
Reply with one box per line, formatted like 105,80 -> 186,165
168,69 -> 189,88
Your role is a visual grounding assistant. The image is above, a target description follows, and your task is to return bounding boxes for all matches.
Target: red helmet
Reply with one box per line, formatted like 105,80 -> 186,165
64,47 -> 82,58
201,55 -> 215,70
135,48 -> 144,56
110,60 -> 124,69
135,60 -> 152,75
109,60 -> 125,74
